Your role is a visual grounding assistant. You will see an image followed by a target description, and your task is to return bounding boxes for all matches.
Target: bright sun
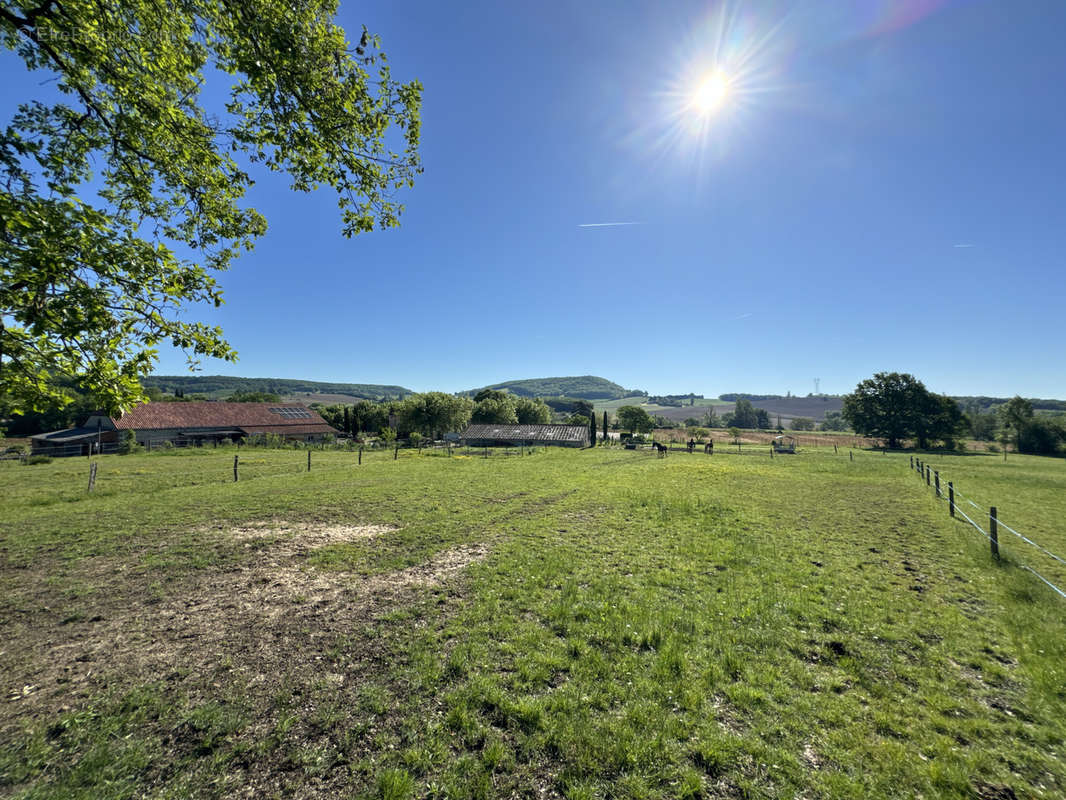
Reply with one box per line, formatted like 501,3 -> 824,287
691,71 -> 731,114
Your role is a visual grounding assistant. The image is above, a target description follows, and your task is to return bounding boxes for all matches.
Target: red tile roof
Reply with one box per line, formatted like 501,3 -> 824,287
111,402 -> 338,435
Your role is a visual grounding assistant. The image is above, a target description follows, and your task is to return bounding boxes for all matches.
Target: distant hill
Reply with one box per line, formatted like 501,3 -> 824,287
143,375 -> 412,402
463,375 -> 640,400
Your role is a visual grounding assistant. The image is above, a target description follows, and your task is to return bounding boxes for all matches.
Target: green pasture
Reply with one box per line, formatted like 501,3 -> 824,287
1,445 -> 1064,799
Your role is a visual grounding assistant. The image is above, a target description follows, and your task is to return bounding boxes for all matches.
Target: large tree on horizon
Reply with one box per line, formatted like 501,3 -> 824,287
0,1 -> 422,415
842,372 -> 962,448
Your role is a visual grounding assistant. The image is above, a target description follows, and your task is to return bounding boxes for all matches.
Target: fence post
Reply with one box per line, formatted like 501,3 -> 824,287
395,443 -> 399,460
87,461 -> 97,492
834,443 -> 838,454
849,450 -> 853,461
990,506 -> 999,559
948,482 -> 955,518
910,455 -> 913,469
359,446 -> 363,465
234,454 -> 239,482
308,450 -> 311,472
925,465 -> 930,486
934,470 -> 940,497
770,446 -> 774,459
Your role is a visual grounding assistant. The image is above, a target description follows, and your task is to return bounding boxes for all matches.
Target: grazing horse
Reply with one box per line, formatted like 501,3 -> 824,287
704,441 -> 714,454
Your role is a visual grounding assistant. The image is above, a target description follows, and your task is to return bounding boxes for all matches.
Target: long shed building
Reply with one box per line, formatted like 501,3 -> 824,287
32,402 -> 339,455
460,423 -> 589,448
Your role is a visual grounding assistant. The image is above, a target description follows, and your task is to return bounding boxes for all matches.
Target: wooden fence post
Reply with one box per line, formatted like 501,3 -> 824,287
934,470 -> 940,497
308,450 -> 311,471
234,454 -> 239,482
948,482 -> 955,518
925,465 -> 930,486
849,450 -> 853,461
395,443 -> 399,460
87,461 -> 97,492
990,506 -> 999,559
910,455 -> 913,469
359,446 -> 363,465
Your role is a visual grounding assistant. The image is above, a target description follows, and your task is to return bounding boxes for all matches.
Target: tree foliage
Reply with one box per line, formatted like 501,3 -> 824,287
997,396 -> 1064,455
842,372 -> 963,449
399,392 -> 473,438
616,405 -> 653,434
1,1 -> 422,414
513,396 -> 551,425
471,396 -> 518,425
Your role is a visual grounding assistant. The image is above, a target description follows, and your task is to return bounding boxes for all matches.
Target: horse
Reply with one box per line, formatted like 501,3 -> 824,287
653,442 -> 668,458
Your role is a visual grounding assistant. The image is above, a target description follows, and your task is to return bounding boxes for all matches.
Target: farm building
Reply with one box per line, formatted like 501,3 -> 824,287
31,402 -> 339,456
461,423 -> 589,448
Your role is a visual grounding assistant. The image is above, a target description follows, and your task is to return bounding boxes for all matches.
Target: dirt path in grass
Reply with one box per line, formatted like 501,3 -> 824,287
1,521 -> 489,739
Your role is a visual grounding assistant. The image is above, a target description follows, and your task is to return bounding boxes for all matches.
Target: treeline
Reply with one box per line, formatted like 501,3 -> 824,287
842,373 -> 1066,455
141,375 -> 411,401
312,390 -> 558,440
954,396 -> 1066,413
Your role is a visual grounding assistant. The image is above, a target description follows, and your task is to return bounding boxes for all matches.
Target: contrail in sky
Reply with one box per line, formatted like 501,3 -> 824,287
578,221 -> 642,228
953,243 -> 975,248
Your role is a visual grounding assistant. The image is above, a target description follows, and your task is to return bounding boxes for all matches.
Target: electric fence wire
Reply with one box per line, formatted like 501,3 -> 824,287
997,519 -> 1066,567
951,502 -> 993,542
927,466 -> 1066,601
1024,566 -> 1066,601
933,472 -> 1066,566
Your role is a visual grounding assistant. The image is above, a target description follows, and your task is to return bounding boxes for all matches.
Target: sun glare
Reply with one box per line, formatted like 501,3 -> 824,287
691,71 -> 731,114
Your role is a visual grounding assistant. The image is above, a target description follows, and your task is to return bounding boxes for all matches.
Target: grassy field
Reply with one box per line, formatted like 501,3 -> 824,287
2,445 -> 1065,799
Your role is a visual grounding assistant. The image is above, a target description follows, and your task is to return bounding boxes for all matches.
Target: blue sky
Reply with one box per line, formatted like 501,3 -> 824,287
5,0 -> 1065,398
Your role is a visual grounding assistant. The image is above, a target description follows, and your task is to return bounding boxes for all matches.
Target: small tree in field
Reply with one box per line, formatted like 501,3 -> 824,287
590,412 -> 597,446
603,411 -> 609,443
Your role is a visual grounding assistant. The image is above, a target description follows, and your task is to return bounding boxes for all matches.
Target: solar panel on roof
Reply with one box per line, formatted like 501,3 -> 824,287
269,407 -> 312,419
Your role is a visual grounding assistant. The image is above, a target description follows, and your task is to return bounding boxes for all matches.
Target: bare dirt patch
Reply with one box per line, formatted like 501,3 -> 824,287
1,522 -> 488,745
226,520 -> 395,557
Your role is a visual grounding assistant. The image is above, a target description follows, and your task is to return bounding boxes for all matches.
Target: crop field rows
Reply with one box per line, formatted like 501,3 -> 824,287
2,447 -> 1064,799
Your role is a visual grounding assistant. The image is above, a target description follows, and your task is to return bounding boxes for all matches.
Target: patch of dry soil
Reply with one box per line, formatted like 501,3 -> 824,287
2,522 -> 488,737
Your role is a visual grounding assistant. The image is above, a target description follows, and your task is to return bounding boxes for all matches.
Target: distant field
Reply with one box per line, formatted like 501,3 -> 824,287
595,396 -> 844,426
2,447 -> 1064,798
284,392 -> 364,405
